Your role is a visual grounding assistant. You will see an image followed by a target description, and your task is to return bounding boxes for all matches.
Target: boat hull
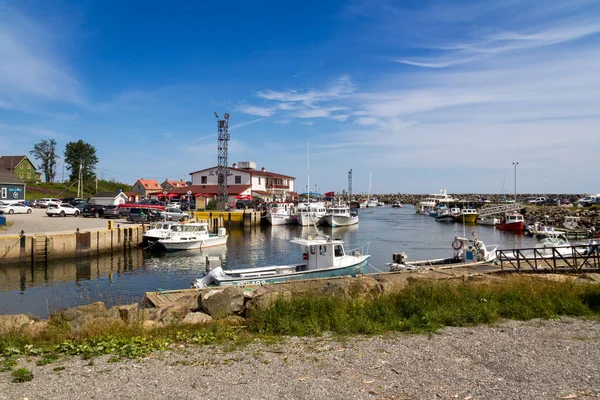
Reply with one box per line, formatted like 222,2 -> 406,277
159,235 -> 228,251
457,214 -> 478,224
496,222 -> 525,232
296,212 -> 325,226
216,257 -> 369,287
267,215 -> 297,225
435,215 -> 456,223
323,214 -> 359,227
477,218 -> 500,226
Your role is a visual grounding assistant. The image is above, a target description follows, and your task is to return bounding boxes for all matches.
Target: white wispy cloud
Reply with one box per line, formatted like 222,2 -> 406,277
0,5 -> 83,111
238,105 -> 274,117
295,107 -> 347,119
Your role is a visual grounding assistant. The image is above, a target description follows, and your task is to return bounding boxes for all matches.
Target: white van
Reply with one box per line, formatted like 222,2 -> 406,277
579,194 -> 600,207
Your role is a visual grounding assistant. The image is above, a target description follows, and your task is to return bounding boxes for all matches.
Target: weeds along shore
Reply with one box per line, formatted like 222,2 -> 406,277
1,276 -> 599,371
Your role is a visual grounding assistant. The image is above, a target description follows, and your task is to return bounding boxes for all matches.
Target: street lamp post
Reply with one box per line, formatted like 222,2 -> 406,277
512,162 -> 519,201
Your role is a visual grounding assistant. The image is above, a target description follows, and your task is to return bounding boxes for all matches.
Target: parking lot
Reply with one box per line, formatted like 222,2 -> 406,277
0,208 -> 134,236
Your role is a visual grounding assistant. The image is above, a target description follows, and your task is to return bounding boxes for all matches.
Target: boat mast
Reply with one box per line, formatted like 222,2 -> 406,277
307,142 -> 310,204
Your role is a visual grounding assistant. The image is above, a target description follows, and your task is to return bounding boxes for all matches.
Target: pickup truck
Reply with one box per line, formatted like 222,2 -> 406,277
158,207 -> 190,221
525,197 -> 546,205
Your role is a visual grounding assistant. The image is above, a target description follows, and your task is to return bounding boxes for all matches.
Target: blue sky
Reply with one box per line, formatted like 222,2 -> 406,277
1,0 -> 599,194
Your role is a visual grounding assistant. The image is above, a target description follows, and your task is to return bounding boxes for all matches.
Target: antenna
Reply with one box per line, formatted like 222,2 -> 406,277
215,112 -> 231,210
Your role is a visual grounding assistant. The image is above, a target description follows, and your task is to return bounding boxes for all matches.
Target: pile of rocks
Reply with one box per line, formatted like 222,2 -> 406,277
524,206 -> 599,231
0,275 -> 409,336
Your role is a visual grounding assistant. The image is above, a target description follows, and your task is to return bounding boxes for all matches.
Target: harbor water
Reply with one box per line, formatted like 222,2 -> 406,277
0,206 -> 536,317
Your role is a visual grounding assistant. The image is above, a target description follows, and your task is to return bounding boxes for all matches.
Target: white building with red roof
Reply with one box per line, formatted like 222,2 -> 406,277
188,161 -> 296,203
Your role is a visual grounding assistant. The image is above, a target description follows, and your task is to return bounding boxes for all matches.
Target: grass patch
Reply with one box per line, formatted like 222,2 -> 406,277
1,357 -> 17,372
11,368 -> 33,383
246,277 -> 600,336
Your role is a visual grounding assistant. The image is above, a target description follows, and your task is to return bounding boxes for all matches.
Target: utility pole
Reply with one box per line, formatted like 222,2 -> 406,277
512,161 -> 519,201
96,167 -> 98,194
348,169 -> 353,201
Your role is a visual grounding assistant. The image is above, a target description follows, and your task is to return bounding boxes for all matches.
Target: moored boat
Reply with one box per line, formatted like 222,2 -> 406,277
496,213 -> 525,232
456,208 -> 479,224
296,202 -> 327,226
387,236 -> 497,271
323,203 -> 359,227
415,189 -> 460,214
142,221 -> 179,246
476,217 -> 501,226
435,208 -> 456,222
158,222 -> 228,251
266,202 -> 298,225
192,236 -> 370,288
391,201 -> 402,208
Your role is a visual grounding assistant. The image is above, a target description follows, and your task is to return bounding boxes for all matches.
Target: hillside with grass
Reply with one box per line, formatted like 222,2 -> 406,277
25,179 -> 132,200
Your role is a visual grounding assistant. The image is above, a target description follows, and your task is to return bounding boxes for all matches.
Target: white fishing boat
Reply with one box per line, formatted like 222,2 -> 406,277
322,203 -> 359,227
266,202 -> 298,225
142,221 -> 179,246
476,217 -> 501,226
415,189 -> 460,214
392,201 -> 402,208
387,235 -> 498,271
192,235 -> 370,288
435,208 -> 456,222
563,216 -> 581,230
158,223 -> 228,251
296,202 -> 327,226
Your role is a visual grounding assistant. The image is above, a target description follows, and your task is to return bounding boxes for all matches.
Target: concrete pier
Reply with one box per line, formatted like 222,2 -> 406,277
192,210 -> 261,228
0,226 -> 145,264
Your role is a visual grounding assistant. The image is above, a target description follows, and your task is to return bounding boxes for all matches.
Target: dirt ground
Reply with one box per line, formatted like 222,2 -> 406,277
1,318 -> 599,400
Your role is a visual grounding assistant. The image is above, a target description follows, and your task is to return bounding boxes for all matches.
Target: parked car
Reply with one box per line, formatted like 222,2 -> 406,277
542,198 -> 557,206
82,204 -> 105,218
46,203 -> 80,217
103,205 -> 127,219
525,197 -> 546,204
158,207 -> 190,221
38,198 -> 62,208
0,202 -> 33,214
579,194 -> 600,207
127,208 -> 161,223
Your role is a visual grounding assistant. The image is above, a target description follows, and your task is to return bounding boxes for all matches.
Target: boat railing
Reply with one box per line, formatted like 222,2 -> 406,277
496,243 -> 600,272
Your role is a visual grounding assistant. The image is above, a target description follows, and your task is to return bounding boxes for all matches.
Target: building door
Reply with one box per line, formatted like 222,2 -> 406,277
1,188 -> 6,199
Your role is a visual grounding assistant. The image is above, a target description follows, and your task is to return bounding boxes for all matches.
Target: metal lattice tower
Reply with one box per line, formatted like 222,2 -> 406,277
348,169 -> 353,200
215,112 -> 231,208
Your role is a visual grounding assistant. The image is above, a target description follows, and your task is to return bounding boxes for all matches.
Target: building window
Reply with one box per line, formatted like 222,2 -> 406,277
19,172 -> 24,178
20,164 -> 24,169
27,173 -> 31,179
258,177 -> 261,185
27,164 -> 31,170
201,176 -> 207,184
235,175 -> 241,184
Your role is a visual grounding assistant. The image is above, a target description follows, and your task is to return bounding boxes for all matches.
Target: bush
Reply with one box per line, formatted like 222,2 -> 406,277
206,200 -> 217,210
11,368 -> 33,383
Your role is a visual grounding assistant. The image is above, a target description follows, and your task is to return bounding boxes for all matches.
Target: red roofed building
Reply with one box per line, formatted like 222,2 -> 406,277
131,178 -> 162,198
189,161 -> 296,203
161,179 -> 187,191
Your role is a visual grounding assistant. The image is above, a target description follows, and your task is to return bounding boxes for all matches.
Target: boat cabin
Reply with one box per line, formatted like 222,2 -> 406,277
270,202 -> 295,215
504,213 -> 524,223
170,223 -> 209,234
291,236 -> 348,270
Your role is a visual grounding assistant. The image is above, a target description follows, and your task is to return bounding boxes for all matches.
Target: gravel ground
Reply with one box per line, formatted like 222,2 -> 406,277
0,208 -> 131,236
1,318 -> 599,400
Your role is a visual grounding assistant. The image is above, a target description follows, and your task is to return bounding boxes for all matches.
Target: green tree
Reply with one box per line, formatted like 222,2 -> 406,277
30,139 -> 59,182
63,140 -> 99,183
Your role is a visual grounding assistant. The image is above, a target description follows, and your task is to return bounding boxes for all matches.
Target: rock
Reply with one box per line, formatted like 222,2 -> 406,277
22,321 -> 49,337
245,291 -> 292,314
182,312 -> 213,325
51,301 -> 108,322
318,277 -> 384,300
201,287 -> 245,319
151,302 -> 191,324
220,315 -> 246,325
0,314 -> 31,333
173,293 -> 200,312
142,320 -> 160,330
375,276 -> 409,294
117,303 -> 140,324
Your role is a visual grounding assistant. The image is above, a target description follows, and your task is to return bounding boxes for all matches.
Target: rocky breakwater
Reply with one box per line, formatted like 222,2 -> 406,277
524,206 -> 600,232
0,275 -> 411,337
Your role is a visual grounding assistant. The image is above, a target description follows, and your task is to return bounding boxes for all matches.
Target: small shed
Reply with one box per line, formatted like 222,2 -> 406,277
89,191 -> 129,206
0,170 -> 26,202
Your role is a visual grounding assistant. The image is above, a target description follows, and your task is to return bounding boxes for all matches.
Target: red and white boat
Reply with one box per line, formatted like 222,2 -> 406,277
496,212 -> 525,232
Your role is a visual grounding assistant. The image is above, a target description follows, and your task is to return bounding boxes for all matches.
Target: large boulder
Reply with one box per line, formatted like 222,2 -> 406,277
200,287 -> 245,319
0,314 -> 31,333
182,312 -> 213,325
318,277 -> 384,300
245,291 -> 292,314
150,302 -> 191,324
22,321 -> 49,337
116,303 -> 141,324
51,301 -> 121,332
